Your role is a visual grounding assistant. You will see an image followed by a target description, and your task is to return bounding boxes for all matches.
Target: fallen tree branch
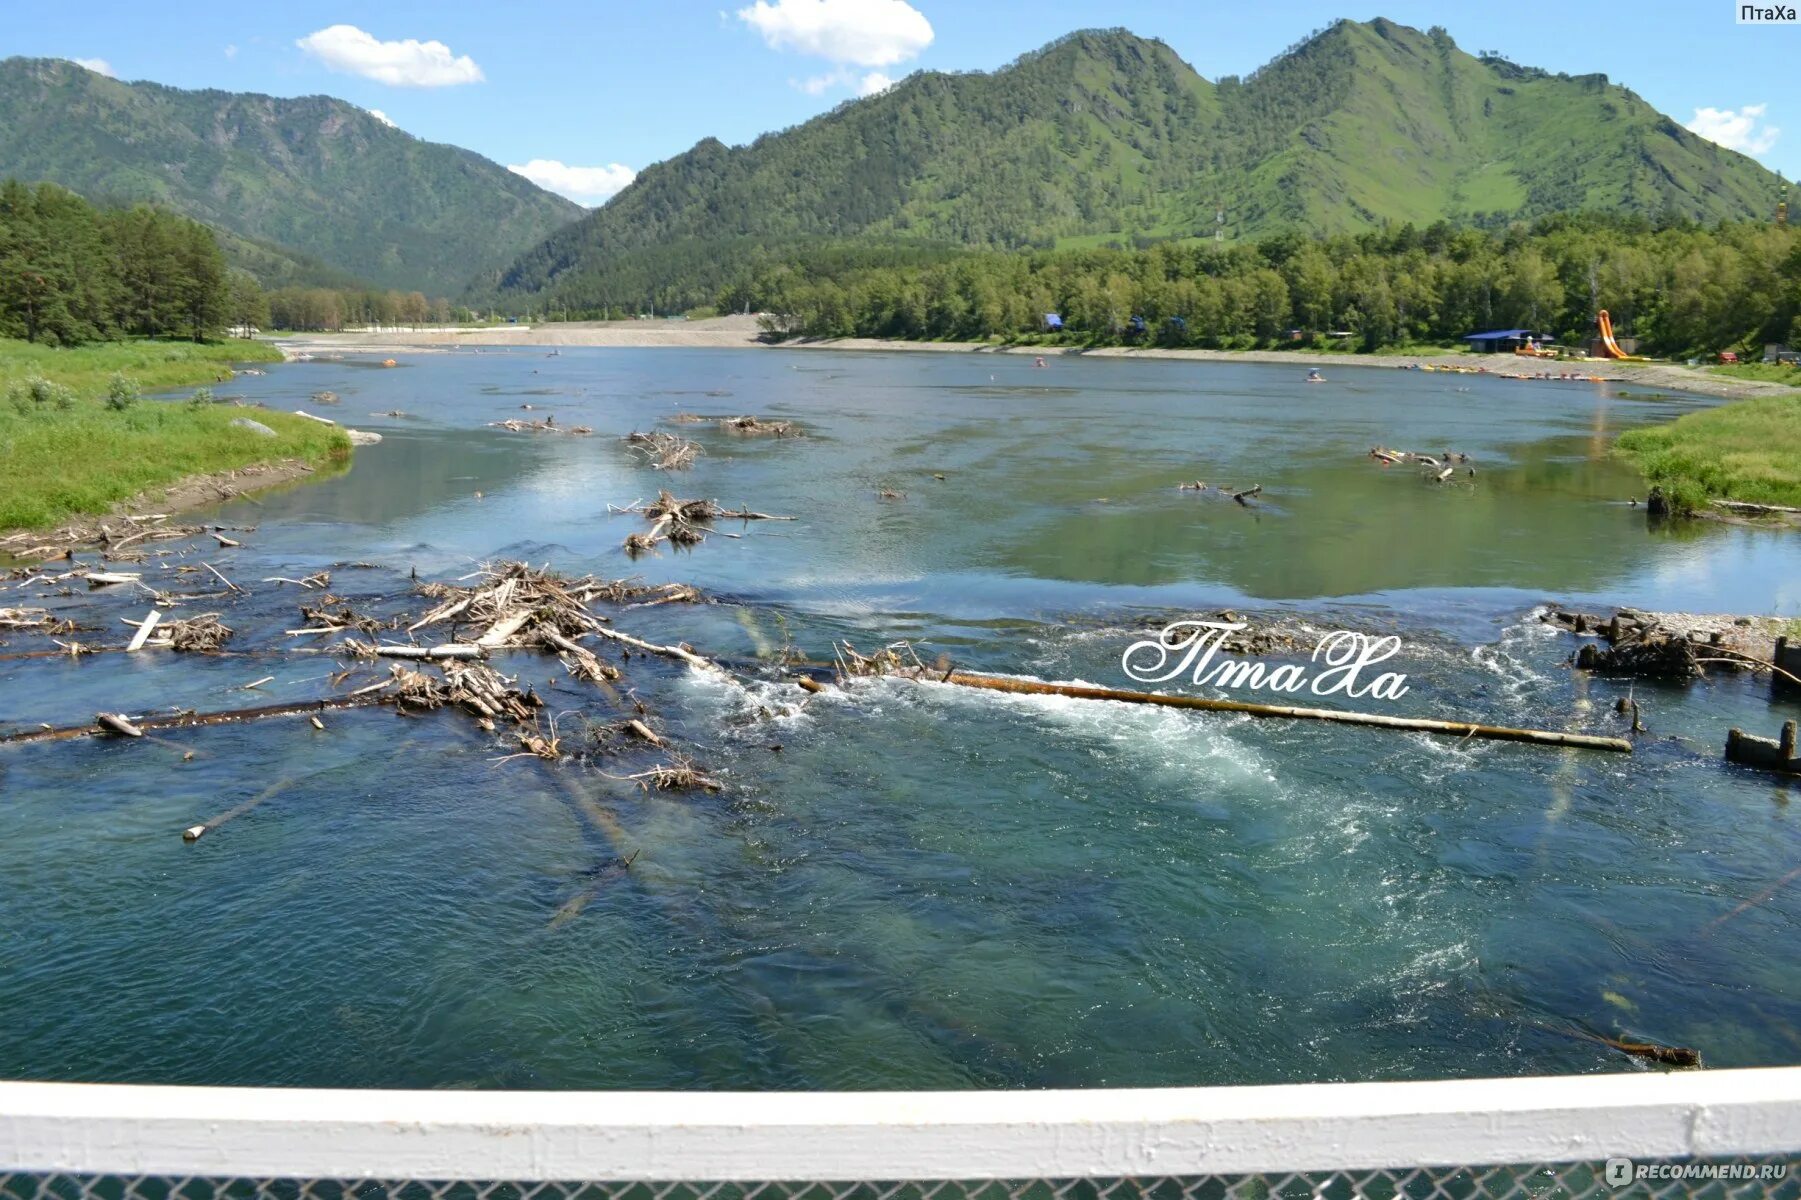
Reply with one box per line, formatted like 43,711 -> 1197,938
587,625 -> 722,672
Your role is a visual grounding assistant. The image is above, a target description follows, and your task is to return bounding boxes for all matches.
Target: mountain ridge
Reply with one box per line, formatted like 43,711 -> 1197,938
0,56 -> 586,295
493,18 -> 1786,310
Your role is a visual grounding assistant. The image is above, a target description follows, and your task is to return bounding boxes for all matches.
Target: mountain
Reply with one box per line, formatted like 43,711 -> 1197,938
0,57 -> 585,295
495,20 -> 1787,308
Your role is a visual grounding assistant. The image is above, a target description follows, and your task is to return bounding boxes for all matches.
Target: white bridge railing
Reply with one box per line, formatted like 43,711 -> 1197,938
3,1068 -> 1800,1196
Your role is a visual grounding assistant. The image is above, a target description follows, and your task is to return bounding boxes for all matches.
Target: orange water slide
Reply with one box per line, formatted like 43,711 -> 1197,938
1596,310 -> 1647,361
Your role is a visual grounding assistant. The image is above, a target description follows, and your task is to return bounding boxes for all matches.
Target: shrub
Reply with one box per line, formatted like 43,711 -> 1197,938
187,386 -> 215,409
6,376 -> 77,414
104,373 -> 141,411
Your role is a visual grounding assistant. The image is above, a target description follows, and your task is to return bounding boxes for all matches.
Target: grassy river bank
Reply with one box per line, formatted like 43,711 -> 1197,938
0,338 -> 348,532
1615,392 -> 1801,516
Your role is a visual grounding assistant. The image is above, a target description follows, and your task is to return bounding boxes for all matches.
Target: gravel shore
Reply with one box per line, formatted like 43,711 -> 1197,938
274,318 -> 1795,402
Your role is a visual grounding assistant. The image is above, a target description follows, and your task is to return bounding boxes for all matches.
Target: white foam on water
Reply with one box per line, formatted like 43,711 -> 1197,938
676,667 -> 814,735
905,675 -> 1282,797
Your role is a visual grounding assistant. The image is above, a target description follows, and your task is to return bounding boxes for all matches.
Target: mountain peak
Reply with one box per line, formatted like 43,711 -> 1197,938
493,20 -> 1783,309
0,57 -> 584,293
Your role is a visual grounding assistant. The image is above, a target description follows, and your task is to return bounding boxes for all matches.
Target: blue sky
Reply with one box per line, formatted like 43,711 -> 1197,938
9,0 -> 1800,204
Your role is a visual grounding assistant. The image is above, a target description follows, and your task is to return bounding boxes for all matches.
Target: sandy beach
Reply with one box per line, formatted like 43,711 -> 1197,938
274,316 -> 1796,402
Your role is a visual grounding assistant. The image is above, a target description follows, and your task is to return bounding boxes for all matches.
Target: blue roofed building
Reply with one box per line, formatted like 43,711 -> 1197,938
1462,328 -> 1549,353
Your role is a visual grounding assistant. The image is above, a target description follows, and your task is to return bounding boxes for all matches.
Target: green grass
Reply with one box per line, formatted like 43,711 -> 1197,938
1709,361 -> 1801,386
1615,393 -> 1801,515
0,338 -> 349,531
0,337 -> 280,395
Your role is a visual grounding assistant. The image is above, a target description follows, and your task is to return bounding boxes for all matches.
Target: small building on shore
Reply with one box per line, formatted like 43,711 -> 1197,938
1461,328 -> 1550,354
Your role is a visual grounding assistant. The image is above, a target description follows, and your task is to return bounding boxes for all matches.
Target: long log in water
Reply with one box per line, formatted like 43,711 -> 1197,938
587,625 -> 721,672
931,671 -> 1633,753
0,693 -> 390,746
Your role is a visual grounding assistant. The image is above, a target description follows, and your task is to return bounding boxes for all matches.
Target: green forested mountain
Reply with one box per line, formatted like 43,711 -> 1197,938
497,19 -> 1789,310
0,57 -> 585,295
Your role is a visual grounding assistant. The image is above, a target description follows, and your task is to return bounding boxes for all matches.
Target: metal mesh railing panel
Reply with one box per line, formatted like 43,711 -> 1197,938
3,1164 -> 1796,1200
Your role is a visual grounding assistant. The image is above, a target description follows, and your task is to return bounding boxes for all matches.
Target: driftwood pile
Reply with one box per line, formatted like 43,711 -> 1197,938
1177,481 -> 1264,505
489,416 -> 593,435
1142,610 -> 1306,656
159,614 -> 233,652
0,513 -> 207,561
291,602 -> 394,638
667,412 -> 801,438
720,415 -> 799,437
614,490 -> 793,554
1,558 -> 730,793
1369,447 -> 1476,483
1545,607 -> 1794,683
0,608 -> 77,635
625,430 -> 701,470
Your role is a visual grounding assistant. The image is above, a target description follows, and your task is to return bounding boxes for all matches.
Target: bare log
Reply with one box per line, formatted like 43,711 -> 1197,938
1712,499 -> 1801,516
588,624 -> 722,672
125,610 -> 163,652
3,694 -> 389,746
96,713 -> 144,738
924,671 -> 1632,753
475,610 -> 535,647
371,643 -> 485,661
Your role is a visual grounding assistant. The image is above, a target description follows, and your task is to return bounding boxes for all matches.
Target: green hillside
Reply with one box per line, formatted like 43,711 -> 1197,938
496,19 -> 1788,310
0,57 -> 585,295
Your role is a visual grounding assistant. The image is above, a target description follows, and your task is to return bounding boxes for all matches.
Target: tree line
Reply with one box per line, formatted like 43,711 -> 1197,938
737,214 -> 1801,357
0,178 -> 479,343
262,287 -> 470,333
0,179 -> 234,344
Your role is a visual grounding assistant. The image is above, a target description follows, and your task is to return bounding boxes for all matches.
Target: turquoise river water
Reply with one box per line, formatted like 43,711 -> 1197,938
1,347 -> 1798,1089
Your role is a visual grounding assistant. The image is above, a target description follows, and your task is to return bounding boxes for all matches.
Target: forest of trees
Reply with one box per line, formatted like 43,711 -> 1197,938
738,214 -> 1801,357
0,178 -> 472,341
262,287 -> 469,333
0,180 -> 233,344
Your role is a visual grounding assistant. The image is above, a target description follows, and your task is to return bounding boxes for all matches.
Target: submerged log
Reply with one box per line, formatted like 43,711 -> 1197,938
3,694 -> 389,746
925,671 -> 1632,753
1725,720 -> 1800,776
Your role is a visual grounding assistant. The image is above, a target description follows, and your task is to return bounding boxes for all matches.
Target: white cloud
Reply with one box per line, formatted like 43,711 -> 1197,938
737,0 -> 932,67
224,44 -> 238,60
792,64 -> 899,97
507,159 -> 638,205
1687,103 -> 1780,157
295,24 -> 484,88
367,108 -> 397,128
72,57 -> 115,77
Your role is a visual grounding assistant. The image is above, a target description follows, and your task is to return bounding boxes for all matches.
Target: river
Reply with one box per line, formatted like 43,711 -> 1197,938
2,347 -> 1797,1089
